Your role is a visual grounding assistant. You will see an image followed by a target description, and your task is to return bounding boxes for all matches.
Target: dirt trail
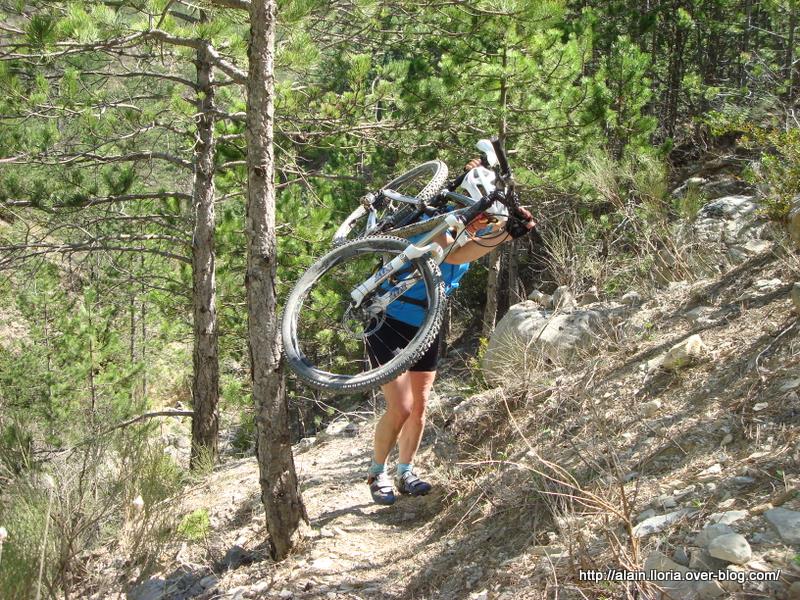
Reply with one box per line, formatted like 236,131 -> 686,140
170,407 -> 452,600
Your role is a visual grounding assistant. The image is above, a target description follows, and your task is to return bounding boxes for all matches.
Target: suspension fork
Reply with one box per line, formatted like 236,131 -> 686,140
349,213 -> 465,309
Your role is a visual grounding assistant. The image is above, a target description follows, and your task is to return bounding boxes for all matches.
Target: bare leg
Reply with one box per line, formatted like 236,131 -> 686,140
372,372 -> 414,464
397,370 -> 436,464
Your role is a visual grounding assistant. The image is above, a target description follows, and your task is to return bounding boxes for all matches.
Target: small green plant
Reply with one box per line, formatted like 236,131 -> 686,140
177,509 -> 210,541
674,184 -> 705,222
466,337 -> 490,389
230,411 -> 256,457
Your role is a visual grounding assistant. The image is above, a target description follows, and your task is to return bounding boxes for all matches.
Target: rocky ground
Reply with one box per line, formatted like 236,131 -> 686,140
83,182 -> 800,600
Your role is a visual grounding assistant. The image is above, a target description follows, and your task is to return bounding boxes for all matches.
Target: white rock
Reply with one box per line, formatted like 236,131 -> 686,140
621,291 -> 643,307
764,508 -> 800,544
752,402 -> 769,412
690,548 -> 730,571
576,287 -> 600,305
323,419 -> 357,438
640,400 -> 662,418
482,301 -> 623,382
685,305 -> 715,323
552,286 -> 577,312
752,278 -> 783,294
694,579 -> 728,599
708,533 -> 751,564
128,579 -> 167,600
707,510 -> 748,526
672,546 -> 690,566
643,551 -> 694,598
653,495 -> 678,510
660,334 -> 708,371
690,195 -> 774,264
697,463 -> 722,482
636,508 -> 656,523
527,289 -> 552,307
779,375 -> 800,391
0,526 -> 7,541
671,176 -> 707,199
695,523 -> 735,547
295,436 -> 316,451
311,557 -> 336,572
632,509 -> 695,538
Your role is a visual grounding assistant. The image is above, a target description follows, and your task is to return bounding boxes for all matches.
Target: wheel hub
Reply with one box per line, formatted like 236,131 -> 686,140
342,303 -> 385,339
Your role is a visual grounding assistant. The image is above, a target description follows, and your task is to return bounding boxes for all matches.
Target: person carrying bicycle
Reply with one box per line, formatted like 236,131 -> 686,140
365,154 -> 536,506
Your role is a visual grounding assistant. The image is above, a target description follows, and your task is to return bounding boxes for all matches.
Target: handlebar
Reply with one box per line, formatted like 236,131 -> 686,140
456,189 -> 512,227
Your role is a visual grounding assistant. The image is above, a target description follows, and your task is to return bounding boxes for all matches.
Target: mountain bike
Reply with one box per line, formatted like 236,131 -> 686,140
282,137 -> 524,393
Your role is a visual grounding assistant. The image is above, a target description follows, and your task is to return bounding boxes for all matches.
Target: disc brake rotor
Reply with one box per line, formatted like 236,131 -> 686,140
342,303 -> 386,340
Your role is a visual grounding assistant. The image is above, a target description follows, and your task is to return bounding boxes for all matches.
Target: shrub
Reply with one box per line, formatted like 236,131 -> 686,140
0,429 -> 184,598
176,508 -> 210,542
742,126 -> 800,221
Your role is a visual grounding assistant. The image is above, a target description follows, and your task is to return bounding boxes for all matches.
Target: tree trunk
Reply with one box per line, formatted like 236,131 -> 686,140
506,239 -> 521,306
740,0 -> 752,87
482,248 -> 502,338
190,41 -> 220,468
485,43 -> 509,338
664,11 -> 686,138
245,0 -> 308,561
785,2 -> 797,109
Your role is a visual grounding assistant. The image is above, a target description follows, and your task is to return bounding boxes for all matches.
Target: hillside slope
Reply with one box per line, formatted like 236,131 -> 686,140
80,236 -> 800,600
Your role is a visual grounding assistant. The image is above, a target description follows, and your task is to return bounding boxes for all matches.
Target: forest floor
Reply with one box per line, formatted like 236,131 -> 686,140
89,243 -> 800,600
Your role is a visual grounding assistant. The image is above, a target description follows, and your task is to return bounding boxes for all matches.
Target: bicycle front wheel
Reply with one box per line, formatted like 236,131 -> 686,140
282,236 -> 445,393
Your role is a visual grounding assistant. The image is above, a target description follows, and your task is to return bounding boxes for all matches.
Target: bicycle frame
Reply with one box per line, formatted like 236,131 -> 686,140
351,137 -> 514,315
349,212 -> 466,311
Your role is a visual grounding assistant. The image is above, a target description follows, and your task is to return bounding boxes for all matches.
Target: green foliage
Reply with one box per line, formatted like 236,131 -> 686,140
673,181 -> 705,222
742,126 -> 800,220
102,165 -> 136,196
230,411 -> 256,457
466,337 -> 491,391
0,432 -> 184,597
26,14 -> 57,48
177,508 -> 210,541
0,0 -> 799,594
0,422 -> 33,477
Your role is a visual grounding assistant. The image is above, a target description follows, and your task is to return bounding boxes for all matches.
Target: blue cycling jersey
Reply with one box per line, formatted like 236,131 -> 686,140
383,216 -> 470,326
385,260 -> 469,326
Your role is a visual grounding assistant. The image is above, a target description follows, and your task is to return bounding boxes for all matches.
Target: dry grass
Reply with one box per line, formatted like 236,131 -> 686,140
407,238 -> 798,598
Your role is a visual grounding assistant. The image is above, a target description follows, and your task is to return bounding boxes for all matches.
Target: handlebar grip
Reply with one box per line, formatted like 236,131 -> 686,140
458,192 -> 496,227
448,171 -> 468,191
490,136 -> 511,176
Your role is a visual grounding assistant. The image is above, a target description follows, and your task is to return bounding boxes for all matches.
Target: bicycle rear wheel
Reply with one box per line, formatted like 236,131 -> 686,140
282,236 -> 446,393
332,160 -> 448,245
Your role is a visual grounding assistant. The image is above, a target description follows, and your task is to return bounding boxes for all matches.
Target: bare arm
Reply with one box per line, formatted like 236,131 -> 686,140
438,220 -> 510,264
437,158 -> 535,264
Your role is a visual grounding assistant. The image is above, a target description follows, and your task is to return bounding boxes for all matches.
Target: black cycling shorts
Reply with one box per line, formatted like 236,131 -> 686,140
366,316 -> 441,373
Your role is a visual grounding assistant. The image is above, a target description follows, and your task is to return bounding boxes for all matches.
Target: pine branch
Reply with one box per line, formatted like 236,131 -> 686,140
208,0 -> 251,9
146,30 -> 247,84
0,240 -> 192,269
